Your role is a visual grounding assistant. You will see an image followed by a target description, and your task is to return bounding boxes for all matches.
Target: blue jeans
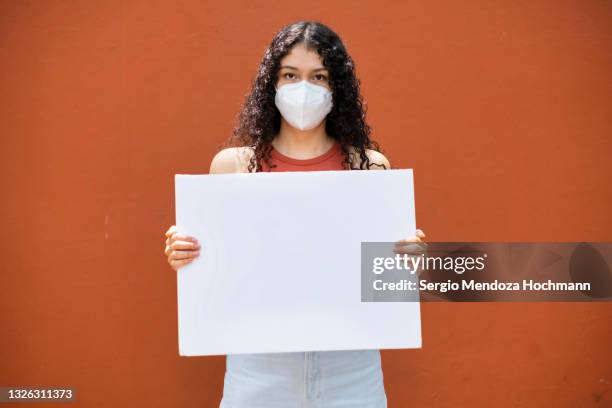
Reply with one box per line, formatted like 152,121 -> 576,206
219,349 -> 387,408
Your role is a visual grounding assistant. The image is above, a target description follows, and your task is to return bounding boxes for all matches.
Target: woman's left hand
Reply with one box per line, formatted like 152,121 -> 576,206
394,229 -> 426,254
393,229 -> 428,277
394,229 -> 434,296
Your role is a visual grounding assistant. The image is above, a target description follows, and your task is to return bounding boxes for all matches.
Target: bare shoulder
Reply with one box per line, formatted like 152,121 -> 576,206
347,146 -> 391,169
365,149 -> 390,169
209,146 -> 254,174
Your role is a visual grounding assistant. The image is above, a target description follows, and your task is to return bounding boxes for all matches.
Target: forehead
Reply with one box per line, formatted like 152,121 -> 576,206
280,43 -> 327,70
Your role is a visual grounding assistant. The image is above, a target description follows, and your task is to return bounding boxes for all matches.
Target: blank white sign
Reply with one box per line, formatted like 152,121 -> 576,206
175,169 -> 421,356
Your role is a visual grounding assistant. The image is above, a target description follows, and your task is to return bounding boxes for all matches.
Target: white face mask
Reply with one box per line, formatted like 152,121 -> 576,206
274,80 -> 333,130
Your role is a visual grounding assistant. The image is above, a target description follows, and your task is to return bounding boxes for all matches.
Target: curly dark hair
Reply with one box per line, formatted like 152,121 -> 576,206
225,20 -> 385,172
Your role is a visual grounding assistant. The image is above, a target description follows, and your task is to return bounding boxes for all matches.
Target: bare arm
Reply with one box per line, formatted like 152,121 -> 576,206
209,147 -> 254,174
365,149 -> 391,169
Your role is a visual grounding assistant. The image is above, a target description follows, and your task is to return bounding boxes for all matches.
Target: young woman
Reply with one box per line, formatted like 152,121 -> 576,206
164,20 -> 426,408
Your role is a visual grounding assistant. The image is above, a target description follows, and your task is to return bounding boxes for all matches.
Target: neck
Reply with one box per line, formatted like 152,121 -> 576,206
272,119 -> 335,159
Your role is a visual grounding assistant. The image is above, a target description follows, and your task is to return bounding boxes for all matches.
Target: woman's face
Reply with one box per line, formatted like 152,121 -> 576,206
276,43 -> 331,91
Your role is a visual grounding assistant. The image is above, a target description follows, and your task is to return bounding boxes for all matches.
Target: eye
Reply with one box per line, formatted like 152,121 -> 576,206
314,74 -> 328,81
283,73 -> 296,80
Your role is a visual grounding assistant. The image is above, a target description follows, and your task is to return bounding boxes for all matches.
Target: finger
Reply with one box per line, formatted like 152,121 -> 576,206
170,249 -> 200,261
170,233 -> 199,244
170,240 -> 201,251
393,246 -> 424,255
416,229 -> 426,239
171,258 -> 194,270
164,242 -> 199,257
394,242 -> 428,255
165,225 -> 177,237
395,237 -> 423,245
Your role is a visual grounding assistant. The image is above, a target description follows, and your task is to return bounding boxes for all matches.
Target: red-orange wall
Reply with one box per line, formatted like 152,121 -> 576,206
1,1 -> 610,407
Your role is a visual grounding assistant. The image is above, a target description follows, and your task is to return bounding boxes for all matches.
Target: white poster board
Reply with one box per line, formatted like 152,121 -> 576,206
175,169 -> 421,356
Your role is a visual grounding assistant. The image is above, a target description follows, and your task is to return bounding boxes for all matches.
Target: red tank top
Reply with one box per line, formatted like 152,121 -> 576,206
263,140 -> 345,172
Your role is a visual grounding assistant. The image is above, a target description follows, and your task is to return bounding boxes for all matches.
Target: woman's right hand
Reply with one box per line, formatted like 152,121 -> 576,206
164,225 -> 201,271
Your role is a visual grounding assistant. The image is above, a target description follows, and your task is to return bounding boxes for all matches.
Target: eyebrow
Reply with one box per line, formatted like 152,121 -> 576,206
280,65 -> 328,72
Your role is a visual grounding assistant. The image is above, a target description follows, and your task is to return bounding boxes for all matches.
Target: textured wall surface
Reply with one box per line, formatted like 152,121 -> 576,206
1,1 -> 610,407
